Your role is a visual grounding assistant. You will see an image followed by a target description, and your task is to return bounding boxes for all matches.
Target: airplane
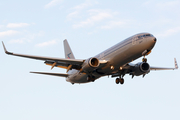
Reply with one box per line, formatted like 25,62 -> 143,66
2,33 -> 178,85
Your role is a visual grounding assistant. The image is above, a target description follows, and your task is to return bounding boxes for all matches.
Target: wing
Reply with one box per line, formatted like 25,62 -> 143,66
2,42 -> 107,72
150,58 -> 178,70
111,58 -> 178,78
2,42 -> 84,70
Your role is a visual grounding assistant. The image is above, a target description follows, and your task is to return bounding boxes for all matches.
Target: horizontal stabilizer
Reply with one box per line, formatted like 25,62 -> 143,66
30,71 -> 68,77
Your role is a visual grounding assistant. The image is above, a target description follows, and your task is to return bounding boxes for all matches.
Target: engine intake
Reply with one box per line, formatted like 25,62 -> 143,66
134,62 -> 150,76
140,62 -> 150,72
89,58 -> 99,67
81,57 -> 100,72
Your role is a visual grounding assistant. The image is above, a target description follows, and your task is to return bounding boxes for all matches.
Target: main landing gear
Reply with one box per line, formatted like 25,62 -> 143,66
115,78 -> 124,84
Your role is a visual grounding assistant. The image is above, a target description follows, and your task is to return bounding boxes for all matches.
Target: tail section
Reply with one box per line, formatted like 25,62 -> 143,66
63,39 -> 75,59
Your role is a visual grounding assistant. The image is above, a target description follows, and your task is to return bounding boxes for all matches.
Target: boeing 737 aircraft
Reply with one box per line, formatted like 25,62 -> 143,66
2,33 -> 178,84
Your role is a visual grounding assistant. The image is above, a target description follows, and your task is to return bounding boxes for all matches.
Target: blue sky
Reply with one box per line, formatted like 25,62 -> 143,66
0,0 -> 180,120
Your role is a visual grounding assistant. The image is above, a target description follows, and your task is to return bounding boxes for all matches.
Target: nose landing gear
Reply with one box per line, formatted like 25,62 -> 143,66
142,50 -> 151,63
142,57 -> 147,63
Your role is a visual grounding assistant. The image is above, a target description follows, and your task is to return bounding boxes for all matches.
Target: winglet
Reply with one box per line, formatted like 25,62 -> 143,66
174,58 -> 178,69
2,41 -> 13,54
2,41 -> 7,53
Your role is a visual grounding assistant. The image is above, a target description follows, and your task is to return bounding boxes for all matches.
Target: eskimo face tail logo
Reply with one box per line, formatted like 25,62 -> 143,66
67,53 -> 71,59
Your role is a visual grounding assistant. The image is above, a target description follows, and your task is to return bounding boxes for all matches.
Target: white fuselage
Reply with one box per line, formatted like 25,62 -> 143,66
66,33 -> 156,83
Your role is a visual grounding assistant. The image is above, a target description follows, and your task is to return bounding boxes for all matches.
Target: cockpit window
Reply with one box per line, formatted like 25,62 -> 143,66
137,34 -> 153,39
146,34 -> 151,36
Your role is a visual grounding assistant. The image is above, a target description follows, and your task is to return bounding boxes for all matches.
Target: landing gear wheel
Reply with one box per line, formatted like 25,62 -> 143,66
116,78 -> 120,84
119,78 -> 124,84
142,58 -> 147,63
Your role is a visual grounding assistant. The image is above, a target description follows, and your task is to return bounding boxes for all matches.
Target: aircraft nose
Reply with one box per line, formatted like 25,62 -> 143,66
153,38 -> 157,42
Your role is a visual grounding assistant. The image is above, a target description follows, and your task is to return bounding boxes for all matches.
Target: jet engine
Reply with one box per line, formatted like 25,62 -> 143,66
133,62 -> 150,76
81,57 -> 100,73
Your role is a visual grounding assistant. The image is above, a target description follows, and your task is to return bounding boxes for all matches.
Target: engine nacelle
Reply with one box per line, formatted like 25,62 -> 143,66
81,57 -> 100,73
133,62 -> 150,76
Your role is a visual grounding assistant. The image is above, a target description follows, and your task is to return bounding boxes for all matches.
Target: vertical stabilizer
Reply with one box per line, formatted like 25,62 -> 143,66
63,39 -> 75,59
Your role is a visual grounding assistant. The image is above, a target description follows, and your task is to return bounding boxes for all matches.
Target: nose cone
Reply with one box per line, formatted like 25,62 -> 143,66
153,38 -> 157,42
147,37 -> 157,50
